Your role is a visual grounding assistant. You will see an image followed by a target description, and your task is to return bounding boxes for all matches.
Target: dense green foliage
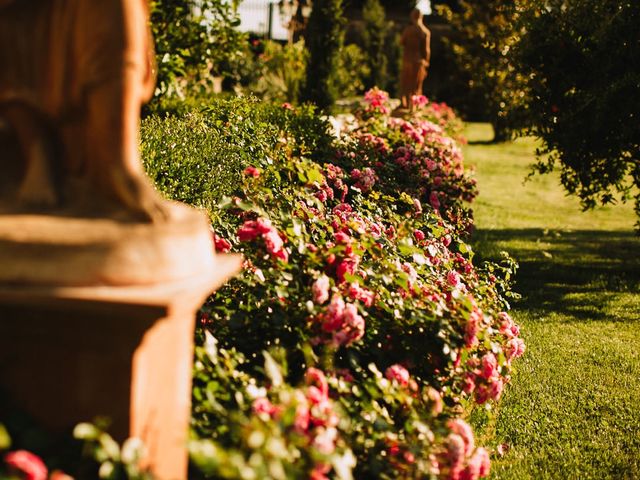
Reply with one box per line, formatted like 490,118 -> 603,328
510,0 -> 640,227
361,0 -> 390,91
149,0 -> 245,97
301,0 -> 346,109
141,98 -> 334,209
140,94 -> 523,479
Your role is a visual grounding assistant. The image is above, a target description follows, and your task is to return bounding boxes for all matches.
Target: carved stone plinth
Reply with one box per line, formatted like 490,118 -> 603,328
0,213 -> 242,479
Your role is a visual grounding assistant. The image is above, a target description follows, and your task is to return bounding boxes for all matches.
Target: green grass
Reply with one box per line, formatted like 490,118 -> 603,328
463,123 -> 640,479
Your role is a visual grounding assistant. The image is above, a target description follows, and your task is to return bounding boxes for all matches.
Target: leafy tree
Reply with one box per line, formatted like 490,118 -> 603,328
510,0 -> 640,227
301,0 -> 346,109
149,0 -> 245,97
437,1 -> 527,141
361,0 -> 391,90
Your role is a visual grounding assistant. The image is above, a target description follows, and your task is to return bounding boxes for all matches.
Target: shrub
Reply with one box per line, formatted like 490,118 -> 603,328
149,0 -> 246,99
141,92 -> 523,478
361,0 -> 390,91
510,0 -> 640,227
301,0 -> 346,109
332,44 -> 371,100
242,40 -> 309,104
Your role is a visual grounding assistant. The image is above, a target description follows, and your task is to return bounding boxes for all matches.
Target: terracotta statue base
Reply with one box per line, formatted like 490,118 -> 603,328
0,203 -> 216,287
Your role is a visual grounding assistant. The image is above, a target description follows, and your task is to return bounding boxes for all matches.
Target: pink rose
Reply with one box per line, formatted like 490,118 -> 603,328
212,233 -> 232,253
237,218 -> 288,262
313,427 -> 337,455
414,229 -> 426,241
306,368 -> 329,403
426,386 -> 443,415
447,419 -> 475,456
4,451 -> 48,480
430,191 -> 441,210
489,378 -> 504,401
475,384 -> 491,404
294,402 -> 310,433
447,270 -> 461,288
252,397 -> 278,417
505,338 -> 526,361
310,463 -> 331,480
49,471 -> 74,480
411,94 -> 428,108
334,231 -> 351,245
463,373 -> 476,394
465,311 -> 480,347
335,259 -> 357,284
347,283 -> 374,307
476,447 -> 491,477
480,353 -> 498,380
312,276 -> 331,305
243,166 -> 260,177
385,364 -> 410,387
446,433 -> 466,470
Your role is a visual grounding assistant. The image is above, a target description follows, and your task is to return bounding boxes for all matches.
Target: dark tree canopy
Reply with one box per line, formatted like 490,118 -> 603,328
511,0 -> 640,226
438,0 -> 526,141
301,0 -> 346,109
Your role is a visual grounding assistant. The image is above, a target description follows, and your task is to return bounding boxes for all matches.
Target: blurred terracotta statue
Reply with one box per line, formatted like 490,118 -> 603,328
399,8 -> 431,111
0,0 -> 166,220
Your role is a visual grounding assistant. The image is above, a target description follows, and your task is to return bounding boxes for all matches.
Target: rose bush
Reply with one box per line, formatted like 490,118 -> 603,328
144,90 -> 524,478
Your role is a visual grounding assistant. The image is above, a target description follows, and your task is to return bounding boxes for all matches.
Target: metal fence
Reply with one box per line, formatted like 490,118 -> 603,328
238,0 -> 287,40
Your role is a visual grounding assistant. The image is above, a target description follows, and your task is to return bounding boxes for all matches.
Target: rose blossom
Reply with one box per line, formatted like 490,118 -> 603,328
4,451 -> 48,480
447,270 -> 461,288
313,427 -> 338,455
306,368 -> 329,404
480,353 -> 498,380
447,419 -> 475,456
489,377 -> 504,400
446,433 -> 466,470
430,191 -> 441,210
237,218 -> 288,262
312,276 -> 331,304
385,364 -> 410,387
294,400 -> 310,432
243,166 -> 260,177
506,338 -> 526,361
426,386 -> 443,415
212,233 -> 232,253
310,463 -> 331,480
252,397 -> 278,417
476,447 -> 491,477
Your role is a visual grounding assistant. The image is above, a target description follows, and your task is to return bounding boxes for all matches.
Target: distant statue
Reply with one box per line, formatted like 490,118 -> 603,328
0,0 -> 167,221
399,8 -> 431,111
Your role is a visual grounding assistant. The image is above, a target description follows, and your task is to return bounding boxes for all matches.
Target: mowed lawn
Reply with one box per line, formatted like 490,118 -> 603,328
463,124 -> 640,479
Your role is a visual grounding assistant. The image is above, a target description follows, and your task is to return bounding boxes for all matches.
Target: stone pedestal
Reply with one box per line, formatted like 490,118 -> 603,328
0,210 -> 242,479
0,256 -> 241,479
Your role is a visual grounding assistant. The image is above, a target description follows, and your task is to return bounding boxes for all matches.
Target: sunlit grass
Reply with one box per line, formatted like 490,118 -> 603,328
464,123 -> 640,479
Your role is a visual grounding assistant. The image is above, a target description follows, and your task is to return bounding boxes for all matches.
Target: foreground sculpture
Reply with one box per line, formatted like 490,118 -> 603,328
399,8 -> 431,111
0,0 -> 164,220
0,0 -> 219,286
0,1 -> 241,478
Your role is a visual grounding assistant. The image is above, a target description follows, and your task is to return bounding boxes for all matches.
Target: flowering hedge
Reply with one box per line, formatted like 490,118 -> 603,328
178,91 -> 524,479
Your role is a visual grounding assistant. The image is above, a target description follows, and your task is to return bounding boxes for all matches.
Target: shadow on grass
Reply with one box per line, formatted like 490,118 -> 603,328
471,229 -> 640,322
